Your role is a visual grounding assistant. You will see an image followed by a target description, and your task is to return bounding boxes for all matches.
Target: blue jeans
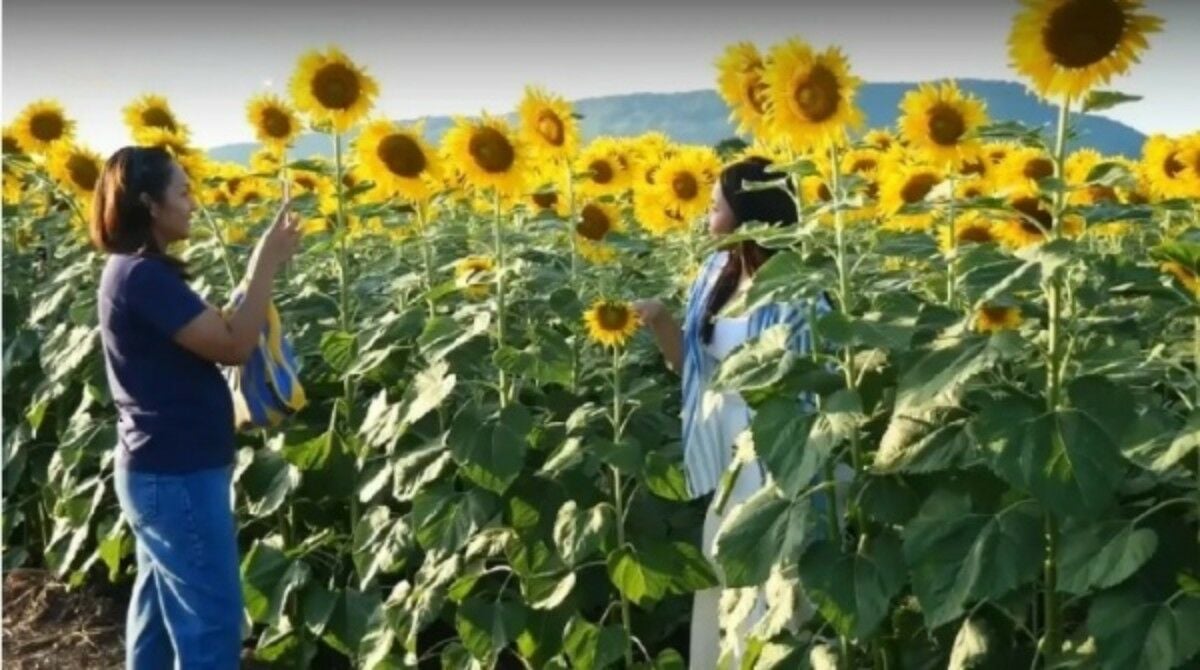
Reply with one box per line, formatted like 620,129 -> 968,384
114,464 -> 243,669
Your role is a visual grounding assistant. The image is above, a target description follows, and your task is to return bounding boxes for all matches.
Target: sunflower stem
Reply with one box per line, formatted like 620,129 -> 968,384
492,189 -> 510,407
415,200 -> 436,316
610,344 -> 635,667
945,173 -> 958,308
196,203 -> 238,287
1041,94 -> 1072,660
566,161 -> 581,394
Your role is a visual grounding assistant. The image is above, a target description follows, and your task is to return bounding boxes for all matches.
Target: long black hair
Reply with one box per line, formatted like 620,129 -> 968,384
89,146 -> 188,275
701,157 -> 796,343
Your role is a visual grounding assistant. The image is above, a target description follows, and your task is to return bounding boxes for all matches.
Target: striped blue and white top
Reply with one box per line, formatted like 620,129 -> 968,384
680,250 -> 830,498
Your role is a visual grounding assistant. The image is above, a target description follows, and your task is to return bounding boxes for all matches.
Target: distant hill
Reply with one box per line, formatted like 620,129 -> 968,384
207,79 -> 1146,164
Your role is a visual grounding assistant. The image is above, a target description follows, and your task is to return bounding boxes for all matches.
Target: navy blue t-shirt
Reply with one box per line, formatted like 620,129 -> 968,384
98,253 -> 235,472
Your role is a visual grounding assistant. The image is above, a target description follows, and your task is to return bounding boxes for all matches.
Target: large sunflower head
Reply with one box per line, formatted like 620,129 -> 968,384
993,188 -> 1083,249
583,299 -> 640,348
997,146 -> 1057,193
898,81 -> 989,166
863,129 -> 900,153
357,119 -> 441,202
1065,148 -> 1122,205
879,164 -> 944,231
47,143 -> 103,203
518,86 -> 579,162
652,147 -> 721,223
442,115 -> 526,195
716,42 -> 770,139
289,46 -> 379,133
246,93 -> 301,150
1142,134 -> 1200,200
3,125 -> 25,156
764,39 -> 865,150
576,137 -> 632,197
938,211 -> 997,255
1008,0 -> 1162,99
12,100 -> 74,154
633,188 -> 688,237
123,94 -> 188,145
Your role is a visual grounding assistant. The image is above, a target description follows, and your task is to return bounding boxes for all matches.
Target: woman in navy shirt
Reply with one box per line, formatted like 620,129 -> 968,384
91,146 -> 299,669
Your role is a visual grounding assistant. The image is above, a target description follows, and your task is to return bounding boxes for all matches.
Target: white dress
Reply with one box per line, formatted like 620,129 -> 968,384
689,315 -> 768,669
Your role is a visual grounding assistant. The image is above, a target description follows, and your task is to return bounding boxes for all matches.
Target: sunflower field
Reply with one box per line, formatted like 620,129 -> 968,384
4,0 -> 1200,668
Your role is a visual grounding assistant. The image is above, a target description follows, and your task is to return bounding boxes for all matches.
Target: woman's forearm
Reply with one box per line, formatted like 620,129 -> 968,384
650,313 -> 684,374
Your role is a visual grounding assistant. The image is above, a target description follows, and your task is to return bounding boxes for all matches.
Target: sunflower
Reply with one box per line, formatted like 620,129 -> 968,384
12,100 -> 74,154
136,127 -> 195,158
879,164 -> 944,231
628,133 -> 674,190
975,304 -> 1022,333
246,93 -> 301,150
983,142 -> 1017,167
716,42 -> 770,138
583,299 -> 640,347
3,166 -> 25,205
1009,0 -> 1162,99
442,115 -> 526,195
1142,134 -> 1199,200
898,81 -> 989,166
652,147 -> 721,224
454,255 -> 494,300
518,86 -> 579,162
47,143 -> 103,202
997,146 -> 1057,193
576,200 -> 623,263
3,126 -> 24,156
123,94 -> 188,145
841,146 -> 886,202
634,189 -> 687,237
763,39 -> 865,150
250,146 -> 285,176
994,190 -> 1082,248
289,46 -> 379,133
357,119 -> 441,202
576,137 -> 631,198
1065,148 -> 1122,205
863,129 -> 899,153
938,212 -> 997,255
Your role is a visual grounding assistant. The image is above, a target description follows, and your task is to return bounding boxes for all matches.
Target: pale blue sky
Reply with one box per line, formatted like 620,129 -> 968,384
4,0 -> 1197,155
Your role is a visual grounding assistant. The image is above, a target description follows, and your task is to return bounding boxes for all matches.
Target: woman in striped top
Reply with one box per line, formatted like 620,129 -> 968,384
634,156 -> 828,668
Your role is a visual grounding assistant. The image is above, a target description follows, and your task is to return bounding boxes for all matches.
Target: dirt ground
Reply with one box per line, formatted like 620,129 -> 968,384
2,568 -> 126,669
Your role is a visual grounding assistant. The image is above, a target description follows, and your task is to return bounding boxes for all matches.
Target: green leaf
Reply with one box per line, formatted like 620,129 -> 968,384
1088,586 -> 1200,670
751,396 -> 821,498
320,330 -> 357,372
563,617 -> 628,670
397,360 -> 456,435
359,390 -> 402,453
411,484 -> 497,553
419,312 -> 491,361
522,570 -> 577,610
448,404 -> 531,493
241,540 -> 310,626
455,597 -> 527,663
895,338 -> 991,412
1082,90 -> 1143,113
799,531 -> 906,639
322,587 -> 381,657
715,485 -> 817,587
1058,518 -> 1157,596
606,540 -> 717,607
947,617 -> 990,670
392,440 -> 453,503
553,500 -> 614,567
710,325 -> 798,394
901,491 -> 1043,628
642,452 -> 690,501
238,446 -> 301,518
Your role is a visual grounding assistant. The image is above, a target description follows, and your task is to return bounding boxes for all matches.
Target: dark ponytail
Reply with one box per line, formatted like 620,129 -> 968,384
701,157 -> 796,344
89,146 -> 188,275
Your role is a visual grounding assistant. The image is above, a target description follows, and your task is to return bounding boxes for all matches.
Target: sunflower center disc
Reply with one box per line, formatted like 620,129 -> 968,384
141,108 -> 178,132
312,63 -> 361,110
379,134 -> 427,178
672,172 -> 698,200
468,127 -> 515,173
1013,197 -> 1053,233
959,224 -> 994,244
1043,0 -> 1126,68
1024,158 -> 1055,181
901,173 -> 939,204
589,159 -> 614,184
576,204 -> 611,241
744,74 -> 766,114
30,112 -> 64,142
3,135 -> 20,154
1164,152 -> 1184,179
792,64 -> 840,123
928,103 -> 966,146
597,304 -> 630,331
68,154 -> 99,191
536,111 -> 565,146
851,158 -> 877,174
261,108 -> 292,139
532,191 -> 558,209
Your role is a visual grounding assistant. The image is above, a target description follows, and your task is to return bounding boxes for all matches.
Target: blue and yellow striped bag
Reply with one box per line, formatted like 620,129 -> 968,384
223,289 -> 306,429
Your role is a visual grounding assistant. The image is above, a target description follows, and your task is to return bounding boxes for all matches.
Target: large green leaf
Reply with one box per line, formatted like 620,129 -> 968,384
411,484 -> 497,553
238,445 -> 301,518
895,337 -> 991,412
901,491 -> 1043,628
241,539 -> 310,626
448,404 -> 531,494
563,617 -> 628,670
455,597 -> 527,663
709,325 -> 798,394
553,500 -> 614,567
1088,586 -> 1200,670
714,485 -> 817,587
1058,518 -> 1158,596
321,587 -> 381,658
798,531 -> 906,639
606,540 -> 717,606
751,397 -> 819,498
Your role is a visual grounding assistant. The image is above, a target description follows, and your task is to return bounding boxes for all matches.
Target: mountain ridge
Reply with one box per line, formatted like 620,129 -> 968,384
207,78 -> 1147,164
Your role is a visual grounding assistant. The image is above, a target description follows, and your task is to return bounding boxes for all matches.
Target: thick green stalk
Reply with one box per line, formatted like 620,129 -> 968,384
829,144 -> 865,507
492,190 -> 510,407
1041,96 -> 1072,659
565,162 -> 581,393
415,201 -> 436,316
196,204 -> 238,287
611,345 -> 634,667
945,173 -> 958,307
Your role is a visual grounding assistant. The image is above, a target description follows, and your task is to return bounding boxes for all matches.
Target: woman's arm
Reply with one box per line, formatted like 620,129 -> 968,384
633,299 -> 684,374
175,203 -> 301,366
